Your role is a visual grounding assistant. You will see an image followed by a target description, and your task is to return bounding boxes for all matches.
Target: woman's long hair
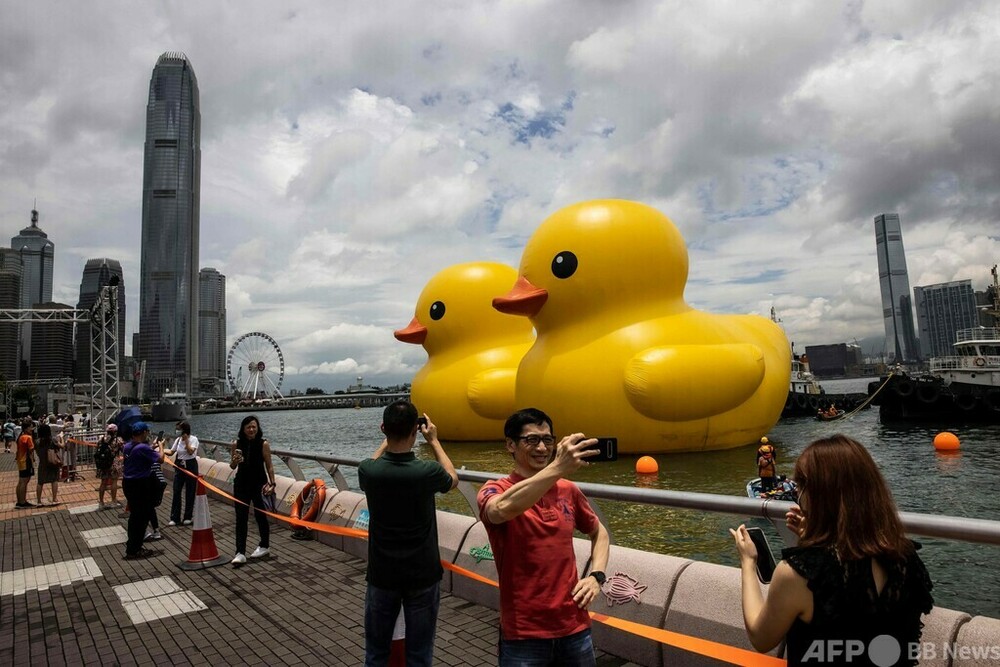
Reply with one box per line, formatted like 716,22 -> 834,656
794,434 -> 912,561
36,422 -> 52,448
236,415 -> 263,446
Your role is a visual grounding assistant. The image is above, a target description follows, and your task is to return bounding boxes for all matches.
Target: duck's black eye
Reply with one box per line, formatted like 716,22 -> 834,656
551,251 -> 578,279
429,301 -> 446,320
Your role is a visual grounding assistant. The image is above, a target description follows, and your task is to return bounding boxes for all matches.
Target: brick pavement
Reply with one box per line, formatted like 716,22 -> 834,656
1,453 -> 634,666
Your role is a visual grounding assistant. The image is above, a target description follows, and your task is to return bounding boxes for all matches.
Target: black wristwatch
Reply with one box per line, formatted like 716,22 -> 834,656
589,571 -> 606,586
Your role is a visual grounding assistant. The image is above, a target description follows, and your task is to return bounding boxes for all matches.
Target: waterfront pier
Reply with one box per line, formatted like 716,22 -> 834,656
0,455 -> 615,666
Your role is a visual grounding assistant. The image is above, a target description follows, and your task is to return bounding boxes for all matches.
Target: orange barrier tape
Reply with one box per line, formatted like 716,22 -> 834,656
75,438 -> 785,665
589,613 -> 785,667
162,456 -> 370,540
441,560 -> 499,587
442,559 -> 783,666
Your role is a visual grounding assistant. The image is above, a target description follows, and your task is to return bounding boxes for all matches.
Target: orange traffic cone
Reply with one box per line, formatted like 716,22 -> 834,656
178,475 -> 229,570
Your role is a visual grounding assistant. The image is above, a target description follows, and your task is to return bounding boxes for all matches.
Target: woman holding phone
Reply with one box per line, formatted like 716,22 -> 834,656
229,416 -> 275,565
731,435 -> 934,666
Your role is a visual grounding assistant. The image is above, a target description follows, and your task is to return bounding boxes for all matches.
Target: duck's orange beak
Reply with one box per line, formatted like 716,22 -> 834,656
394,318 -> 427,344
492,276 -> 548,317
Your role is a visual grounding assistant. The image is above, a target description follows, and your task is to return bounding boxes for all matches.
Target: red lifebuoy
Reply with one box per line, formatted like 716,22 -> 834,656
291,478 -> 327,522
974,357 -> 986,367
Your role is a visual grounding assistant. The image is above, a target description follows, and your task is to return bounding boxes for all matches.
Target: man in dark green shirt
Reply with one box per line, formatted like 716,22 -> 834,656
358,399 -> 458,667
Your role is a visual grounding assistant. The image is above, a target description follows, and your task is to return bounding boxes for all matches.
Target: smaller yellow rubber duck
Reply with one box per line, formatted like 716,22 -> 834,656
396,262 -> 535,441
493,200 -> 790,453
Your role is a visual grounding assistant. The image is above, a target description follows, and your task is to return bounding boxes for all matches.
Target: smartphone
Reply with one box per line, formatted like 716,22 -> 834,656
745,527 -> 777,584
416,417 -> 428,428
585,437 -> 618,462
157,430 -> 164,440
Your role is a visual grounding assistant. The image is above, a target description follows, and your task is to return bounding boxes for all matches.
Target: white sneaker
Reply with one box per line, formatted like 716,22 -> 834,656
231,553 -> 247,565
166,520 -> 177,527
182,519 -> 193,526
144,531 -> 162,541
249,546 -> 270,559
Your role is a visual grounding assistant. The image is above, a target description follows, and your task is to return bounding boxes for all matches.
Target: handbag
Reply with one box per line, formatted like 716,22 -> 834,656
260,452 -> 277,512
47,447 -> 63,466
151,461 -> 168,507
261,481 -> 278,512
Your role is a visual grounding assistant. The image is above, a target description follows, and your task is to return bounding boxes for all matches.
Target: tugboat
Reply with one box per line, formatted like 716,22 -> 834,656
773,308 -> 869,417
870,266 -> 1000,422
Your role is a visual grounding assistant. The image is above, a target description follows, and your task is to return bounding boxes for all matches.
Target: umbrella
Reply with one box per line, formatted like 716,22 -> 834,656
113,406 -> 143,440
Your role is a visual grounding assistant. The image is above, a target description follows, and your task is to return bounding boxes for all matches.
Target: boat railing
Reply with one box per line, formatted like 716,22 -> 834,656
930,355 -> 1000,371
955,327 -> 1000,343
198,438 -> 1000,549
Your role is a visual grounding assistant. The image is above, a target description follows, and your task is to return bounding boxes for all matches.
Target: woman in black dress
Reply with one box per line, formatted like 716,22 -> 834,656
731,434 -> 934,666
34,422 -> 63,506
229,415 -> 276,565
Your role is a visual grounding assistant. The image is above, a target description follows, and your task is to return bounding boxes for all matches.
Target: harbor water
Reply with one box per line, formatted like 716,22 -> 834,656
150,378 -> 1000,618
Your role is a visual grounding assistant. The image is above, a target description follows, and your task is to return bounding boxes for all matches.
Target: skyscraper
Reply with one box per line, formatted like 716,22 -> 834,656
198,267 -> 226,391
874,213 -> 920,362
29,303 -> 74,380
10,206 -> 54,378
137,52 -> 201,398
0,249 -> 23,380
75,259 -> 126,385
914,280 -> 979,359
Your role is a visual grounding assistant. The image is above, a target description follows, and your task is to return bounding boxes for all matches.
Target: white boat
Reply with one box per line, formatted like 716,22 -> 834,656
928,327 -> 1000,389
151,390 -> 189,422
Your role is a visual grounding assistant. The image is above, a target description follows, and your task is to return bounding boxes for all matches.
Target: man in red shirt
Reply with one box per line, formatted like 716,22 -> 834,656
477,408 -> 610,666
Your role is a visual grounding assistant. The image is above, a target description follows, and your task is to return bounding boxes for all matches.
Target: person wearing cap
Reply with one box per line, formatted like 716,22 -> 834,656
121,422 -> 164,559
96,423 -> 125,509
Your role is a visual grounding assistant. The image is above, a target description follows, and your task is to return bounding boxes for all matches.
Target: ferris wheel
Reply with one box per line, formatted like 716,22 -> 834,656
226,332 -> 285,400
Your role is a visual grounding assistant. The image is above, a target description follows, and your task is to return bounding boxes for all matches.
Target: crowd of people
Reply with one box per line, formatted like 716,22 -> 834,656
10,413 -> 83,508
8,402 -> 936,666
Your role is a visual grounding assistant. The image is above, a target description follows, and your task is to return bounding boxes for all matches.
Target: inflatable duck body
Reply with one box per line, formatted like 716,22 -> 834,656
493,200 -> 790,453
396,262 -> 535,441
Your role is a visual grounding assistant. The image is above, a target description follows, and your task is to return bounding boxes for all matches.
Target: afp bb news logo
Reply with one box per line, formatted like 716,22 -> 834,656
802,635 -> 1000,665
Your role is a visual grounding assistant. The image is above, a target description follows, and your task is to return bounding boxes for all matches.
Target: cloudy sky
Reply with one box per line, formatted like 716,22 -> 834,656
2,1 -> 998,391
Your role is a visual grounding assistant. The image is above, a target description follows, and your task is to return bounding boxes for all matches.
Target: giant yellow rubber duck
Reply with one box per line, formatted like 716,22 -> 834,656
493,200 -> 790,453
396,262 -> 535,441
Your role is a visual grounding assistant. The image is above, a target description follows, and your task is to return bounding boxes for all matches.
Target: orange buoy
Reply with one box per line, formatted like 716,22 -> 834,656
635,456 -> 658,474
933,432 -> 960,451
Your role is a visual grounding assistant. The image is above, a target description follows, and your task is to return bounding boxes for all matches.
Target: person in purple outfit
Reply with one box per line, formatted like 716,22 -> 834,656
121,422 -> 164,559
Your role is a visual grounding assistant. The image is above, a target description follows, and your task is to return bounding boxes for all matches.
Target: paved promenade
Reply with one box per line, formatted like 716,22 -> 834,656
0,454 -> 632,666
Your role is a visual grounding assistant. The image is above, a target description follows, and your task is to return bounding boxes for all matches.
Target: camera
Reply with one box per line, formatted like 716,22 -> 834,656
416,417 -> 428,428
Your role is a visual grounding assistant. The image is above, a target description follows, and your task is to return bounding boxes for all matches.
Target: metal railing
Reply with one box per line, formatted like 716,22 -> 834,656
955,327 -> 1000,343
196,439 -> 1000,549
930,355 -> 1000,371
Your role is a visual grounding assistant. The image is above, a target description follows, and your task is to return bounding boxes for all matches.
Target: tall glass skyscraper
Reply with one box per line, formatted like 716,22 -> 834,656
874,213 -> 920,363
0,249 -> 23,381
29,303 -> 74,380
914,280 -> 979,359
75,258 -> 126,385
198,267 -> 226,391
137,52 -> 201,398
10,207 -> 54,378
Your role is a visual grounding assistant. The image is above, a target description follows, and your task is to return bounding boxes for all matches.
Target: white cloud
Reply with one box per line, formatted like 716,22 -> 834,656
2,0 -> 999,390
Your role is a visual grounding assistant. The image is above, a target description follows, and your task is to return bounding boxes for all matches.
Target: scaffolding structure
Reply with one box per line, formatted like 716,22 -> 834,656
0,280 -> 120,426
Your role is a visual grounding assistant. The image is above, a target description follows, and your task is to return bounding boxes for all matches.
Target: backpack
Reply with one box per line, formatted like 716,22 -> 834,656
94,438 -> 114,469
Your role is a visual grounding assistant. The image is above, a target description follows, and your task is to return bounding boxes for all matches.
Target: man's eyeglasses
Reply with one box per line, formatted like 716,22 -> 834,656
518,434 -> 555,447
